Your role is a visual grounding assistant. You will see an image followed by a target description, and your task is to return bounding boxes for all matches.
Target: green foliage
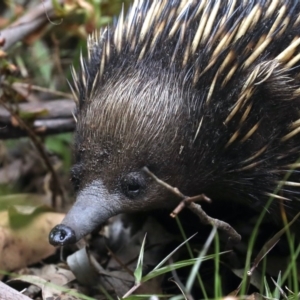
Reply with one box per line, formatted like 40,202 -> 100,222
30,40 -> 53,86
126,230 -> 224,299
0,184 -> 16,196
134,233 -> 147,284
45,133 -> 73,169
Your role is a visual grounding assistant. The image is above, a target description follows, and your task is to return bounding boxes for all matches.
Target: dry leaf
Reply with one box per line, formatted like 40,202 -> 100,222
0,210 -> 64,275
8,265 -> 76,300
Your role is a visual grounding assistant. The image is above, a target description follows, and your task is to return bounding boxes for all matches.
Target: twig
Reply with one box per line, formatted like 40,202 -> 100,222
0,0 -> 64,51
12,82 -> 73,99
0,281 -> 31,300
0,99 -> 75,121
0,98 -> 66,207
143,167 -> 241,245
171,194 -> 211,217
143,167 -> 211,210
188,203 -> 241,244
0,99 -> 76,138
0,119 -> 75,139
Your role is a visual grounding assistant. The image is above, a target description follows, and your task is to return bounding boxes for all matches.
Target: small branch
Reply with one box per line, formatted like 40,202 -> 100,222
0,99 -> 76,139
0,0 -> 64,51
171,194 -> 211,218
12,82 -> 73,99
143,167 -> 241,245
0,119 -> 75,138
0,98 -> 66,207
188,203 -> 241,244
0,99 -> 75,121
0,281 -> 32,300
143,167 -> 211,206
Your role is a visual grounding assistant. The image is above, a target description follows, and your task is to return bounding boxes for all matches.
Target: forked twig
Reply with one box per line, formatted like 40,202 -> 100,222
143,167 -> 241,244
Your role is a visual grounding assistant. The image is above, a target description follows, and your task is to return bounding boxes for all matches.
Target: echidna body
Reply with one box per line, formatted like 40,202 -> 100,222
50,0 -> 300,245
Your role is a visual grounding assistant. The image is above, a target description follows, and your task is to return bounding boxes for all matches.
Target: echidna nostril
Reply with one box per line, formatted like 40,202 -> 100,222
49,224 -> 77,246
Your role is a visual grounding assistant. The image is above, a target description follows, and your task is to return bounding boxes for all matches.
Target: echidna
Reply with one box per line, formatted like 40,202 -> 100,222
49,0 -> 300,246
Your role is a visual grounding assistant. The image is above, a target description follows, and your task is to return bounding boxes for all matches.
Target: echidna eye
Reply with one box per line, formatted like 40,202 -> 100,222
128,182 -> 140,192
121,172 -> 146,198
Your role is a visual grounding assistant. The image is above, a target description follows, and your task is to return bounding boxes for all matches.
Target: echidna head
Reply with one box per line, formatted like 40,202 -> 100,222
49,66 -> 194,245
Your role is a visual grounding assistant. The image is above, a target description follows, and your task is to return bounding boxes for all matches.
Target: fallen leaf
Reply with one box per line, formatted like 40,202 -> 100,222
0,210 -> 64,276
8,265 -> 76,300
